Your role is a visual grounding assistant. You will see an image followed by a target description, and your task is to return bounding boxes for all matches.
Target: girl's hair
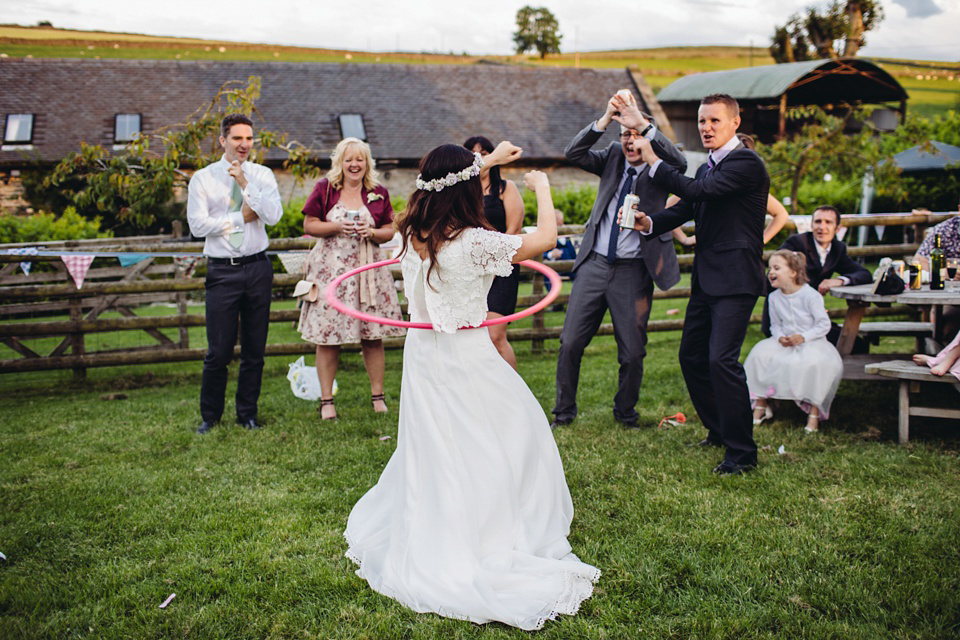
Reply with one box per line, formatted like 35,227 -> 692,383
397,144 -> 492,286
463,135 -> 505,196
326,137 -> 380,191
770,249 -> 808,285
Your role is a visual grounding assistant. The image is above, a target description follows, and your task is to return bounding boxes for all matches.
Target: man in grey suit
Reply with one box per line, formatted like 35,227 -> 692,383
551,91 -> 687,429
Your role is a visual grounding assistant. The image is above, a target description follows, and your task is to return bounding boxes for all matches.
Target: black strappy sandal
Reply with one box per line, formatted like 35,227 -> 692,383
319,398 -> 337,420
371,393 -> 388,413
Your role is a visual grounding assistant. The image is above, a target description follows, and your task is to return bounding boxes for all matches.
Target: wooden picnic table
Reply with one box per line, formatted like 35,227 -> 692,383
828,283 -> 960,380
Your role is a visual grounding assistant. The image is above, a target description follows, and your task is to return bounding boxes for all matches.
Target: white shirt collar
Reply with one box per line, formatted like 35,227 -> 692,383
217,154 -> 246,168
708,135 -> 741,165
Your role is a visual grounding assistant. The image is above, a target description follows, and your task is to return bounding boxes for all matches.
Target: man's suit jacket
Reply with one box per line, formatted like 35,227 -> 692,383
565,123 -> 686,291
780,232 -> 872,289
648,146 -> 769,297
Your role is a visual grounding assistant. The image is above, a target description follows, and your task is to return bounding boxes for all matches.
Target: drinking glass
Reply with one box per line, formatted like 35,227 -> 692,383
948,258 -> 959,289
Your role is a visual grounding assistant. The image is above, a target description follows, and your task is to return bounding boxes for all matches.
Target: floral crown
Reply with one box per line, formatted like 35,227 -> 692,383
415,152 -> 484,192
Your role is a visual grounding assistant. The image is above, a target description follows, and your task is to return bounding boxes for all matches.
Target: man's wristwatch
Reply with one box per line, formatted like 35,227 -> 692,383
639,123 -> 654,137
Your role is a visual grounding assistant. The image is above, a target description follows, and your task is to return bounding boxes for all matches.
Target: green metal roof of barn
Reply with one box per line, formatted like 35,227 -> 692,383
657,58 -> 907,104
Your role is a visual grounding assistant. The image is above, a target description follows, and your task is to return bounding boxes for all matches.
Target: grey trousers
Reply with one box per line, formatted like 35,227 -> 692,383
553,252 -> 654,423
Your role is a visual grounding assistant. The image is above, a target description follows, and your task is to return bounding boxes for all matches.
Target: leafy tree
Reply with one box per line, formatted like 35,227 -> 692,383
770,0 -> 883,63
31,76 -> 314,236
513,6 -> 562,59
757,105 -> 924,215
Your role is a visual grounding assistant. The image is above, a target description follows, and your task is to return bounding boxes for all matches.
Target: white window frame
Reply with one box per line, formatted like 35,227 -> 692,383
338,114 -> 367,141
3,113 -> 34,149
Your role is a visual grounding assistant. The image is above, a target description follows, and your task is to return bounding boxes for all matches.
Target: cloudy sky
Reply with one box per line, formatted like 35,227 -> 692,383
5,0 -> 959,61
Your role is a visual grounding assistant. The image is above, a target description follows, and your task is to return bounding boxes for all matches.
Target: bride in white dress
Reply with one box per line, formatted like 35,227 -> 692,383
344,142 -> 599,630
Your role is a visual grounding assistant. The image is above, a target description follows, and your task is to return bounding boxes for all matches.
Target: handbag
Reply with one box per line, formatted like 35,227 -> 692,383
293,279 -> 320,302
871,265 -> 905,295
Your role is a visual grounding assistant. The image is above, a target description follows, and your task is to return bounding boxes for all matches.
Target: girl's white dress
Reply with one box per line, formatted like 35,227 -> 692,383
344,227 -> 599,630
744,284 -> 843,419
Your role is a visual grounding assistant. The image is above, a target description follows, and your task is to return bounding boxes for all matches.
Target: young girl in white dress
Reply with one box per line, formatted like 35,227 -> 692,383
745,249 -> 844,433
343,142 -> 599,630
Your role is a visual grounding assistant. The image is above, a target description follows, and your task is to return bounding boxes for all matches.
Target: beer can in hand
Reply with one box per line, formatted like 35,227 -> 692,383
620,193 -> 640,230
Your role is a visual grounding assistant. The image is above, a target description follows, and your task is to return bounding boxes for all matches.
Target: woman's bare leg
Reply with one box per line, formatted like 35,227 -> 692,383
360,339 -> 387,412
316,345 -> 340,419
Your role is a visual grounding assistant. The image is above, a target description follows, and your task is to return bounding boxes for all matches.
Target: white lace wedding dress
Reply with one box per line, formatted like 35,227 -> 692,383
344,228 -> 599,630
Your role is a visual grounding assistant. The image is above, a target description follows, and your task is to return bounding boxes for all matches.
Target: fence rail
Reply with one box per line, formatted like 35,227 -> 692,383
1,211 -> 953,376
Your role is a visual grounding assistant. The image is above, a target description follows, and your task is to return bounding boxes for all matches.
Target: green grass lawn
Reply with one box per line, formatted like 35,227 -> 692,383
2,292 -> 959,638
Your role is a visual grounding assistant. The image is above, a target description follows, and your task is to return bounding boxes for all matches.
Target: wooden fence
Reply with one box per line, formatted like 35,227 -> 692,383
0,211 -> 954,376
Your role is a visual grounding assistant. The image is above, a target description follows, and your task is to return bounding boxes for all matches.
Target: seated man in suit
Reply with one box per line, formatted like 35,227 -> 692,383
762,205 -> 872,351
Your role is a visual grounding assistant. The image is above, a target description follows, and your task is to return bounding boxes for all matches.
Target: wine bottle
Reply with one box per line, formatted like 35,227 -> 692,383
930,233 -> 945,290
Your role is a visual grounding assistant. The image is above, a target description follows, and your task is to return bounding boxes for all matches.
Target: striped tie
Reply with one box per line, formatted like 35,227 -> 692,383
607,167 -> 637,264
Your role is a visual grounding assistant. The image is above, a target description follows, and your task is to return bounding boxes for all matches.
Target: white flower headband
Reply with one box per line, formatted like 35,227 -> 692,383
415,152 -> 484,192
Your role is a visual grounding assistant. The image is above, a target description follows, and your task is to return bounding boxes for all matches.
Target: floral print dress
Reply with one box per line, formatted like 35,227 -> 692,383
297,202 -> 405,345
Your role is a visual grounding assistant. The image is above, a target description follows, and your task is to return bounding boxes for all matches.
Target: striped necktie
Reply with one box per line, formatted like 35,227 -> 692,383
606,167 -> 637,264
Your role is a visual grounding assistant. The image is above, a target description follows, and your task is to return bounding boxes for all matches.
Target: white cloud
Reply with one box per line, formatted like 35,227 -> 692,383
4,0 -> 959,60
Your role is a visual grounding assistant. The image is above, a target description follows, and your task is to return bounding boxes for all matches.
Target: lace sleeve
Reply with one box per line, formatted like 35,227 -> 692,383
466,228 -> 522,277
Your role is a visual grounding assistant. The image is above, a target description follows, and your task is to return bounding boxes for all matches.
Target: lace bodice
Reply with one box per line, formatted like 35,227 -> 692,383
400,228 -> 522,333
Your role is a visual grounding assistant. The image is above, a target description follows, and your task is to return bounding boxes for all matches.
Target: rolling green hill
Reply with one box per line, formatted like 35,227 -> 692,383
2,24 -> 957,117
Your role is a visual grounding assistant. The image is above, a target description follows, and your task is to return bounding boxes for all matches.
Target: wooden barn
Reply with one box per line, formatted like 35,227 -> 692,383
656,58 -> 908,151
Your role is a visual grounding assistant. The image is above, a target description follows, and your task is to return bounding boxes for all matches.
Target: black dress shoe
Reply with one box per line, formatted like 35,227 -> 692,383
237,419 -> 262,430
196,421 -> 215,435
712,462 -> 757,475
550,418 -> 572,430
687,438 -> 723,447
616,417 -> 640,429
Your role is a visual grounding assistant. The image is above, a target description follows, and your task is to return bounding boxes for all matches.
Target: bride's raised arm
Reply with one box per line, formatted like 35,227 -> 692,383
513,171 -> 557,263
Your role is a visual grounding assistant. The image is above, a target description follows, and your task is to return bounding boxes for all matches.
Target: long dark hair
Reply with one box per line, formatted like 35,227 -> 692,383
397,144 -> 493,286
463,135 -> 505,196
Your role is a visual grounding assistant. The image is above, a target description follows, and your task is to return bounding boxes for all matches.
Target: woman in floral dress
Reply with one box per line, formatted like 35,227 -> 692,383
298,137 -> 405,420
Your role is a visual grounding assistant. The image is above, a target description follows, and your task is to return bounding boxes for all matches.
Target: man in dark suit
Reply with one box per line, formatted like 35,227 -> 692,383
626,93 -> 768,475
551,91 -> 687,430
762,205 -> 872,348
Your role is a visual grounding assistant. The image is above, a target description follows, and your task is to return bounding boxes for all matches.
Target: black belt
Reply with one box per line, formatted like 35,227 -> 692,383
208,251 -> 268,266
590,251 -> 642,263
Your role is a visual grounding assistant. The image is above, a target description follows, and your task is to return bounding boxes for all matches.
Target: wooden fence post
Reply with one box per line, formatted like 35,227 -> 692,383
530,259 -> 545,355
68,296 -> 86,379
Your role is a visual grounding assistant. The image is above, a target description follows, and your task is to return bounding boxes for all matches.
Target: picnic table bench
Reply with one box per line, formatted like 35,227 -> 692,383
863,360 -> 960,443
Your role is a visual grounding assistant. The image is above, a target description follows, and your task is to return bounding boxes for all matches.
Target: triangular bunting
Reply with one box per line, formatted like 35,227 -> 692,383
118,253 -> 151,267
61,254 -> 95,289
173,255 -> 203,278
2,247 -> 38,274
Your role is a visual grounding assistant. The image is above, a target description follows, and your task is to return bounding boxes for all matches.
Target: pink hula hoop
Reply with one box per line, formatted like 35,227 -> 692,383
324,258 -> 562,330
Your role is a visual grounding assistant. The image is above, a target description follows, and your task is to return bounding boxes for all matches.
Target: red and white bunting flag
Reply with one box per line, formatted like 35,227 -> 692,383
61,254 -> 95,289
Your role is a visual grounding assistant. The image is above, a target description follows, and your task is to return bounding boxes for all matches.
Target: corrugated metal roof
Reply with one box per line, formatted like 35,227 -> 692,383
657,58 -> 905,103
893,141 -> 960,172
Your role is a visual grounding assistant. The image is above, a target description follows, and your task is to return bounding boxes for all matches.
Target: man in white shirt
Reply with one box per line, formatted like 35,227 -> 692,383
187,114 -> 283,434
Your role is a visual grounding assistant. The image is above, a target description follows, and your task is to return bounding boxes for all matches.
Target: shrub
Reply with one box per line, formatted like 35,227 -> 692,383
268,197 -> 308,239
521,184 -> 599,226
0,207 -> 110,244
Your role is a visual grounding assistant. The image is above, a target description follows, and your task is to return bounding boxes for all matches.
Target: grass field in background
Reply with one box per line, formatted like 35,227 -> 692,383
3,25 -> 957,118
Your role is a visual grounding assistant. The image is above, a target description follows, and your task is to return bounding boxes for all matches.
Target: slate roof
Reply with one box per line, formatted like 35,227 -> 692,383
0,58 -> 650,167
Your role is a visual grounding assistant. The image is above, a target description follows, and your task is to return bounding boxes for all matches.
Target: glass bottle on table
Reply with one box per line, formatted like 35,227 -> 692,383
930,233 -> 945,290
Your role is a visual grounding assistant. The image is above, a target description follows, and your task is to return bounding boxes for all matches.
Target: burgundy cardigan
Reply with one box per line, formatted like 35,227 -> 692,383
302,179 -> 394,227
